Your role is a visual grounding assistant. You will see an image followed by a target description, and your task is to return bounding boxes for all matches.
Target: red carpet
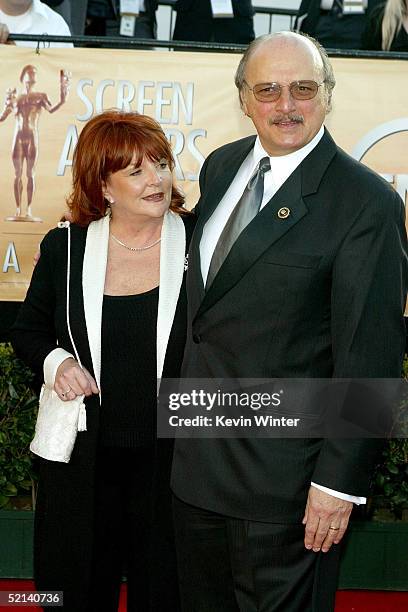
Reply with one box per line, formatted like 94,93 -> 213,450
335,590 -> 408,612
0,580 -> 407,611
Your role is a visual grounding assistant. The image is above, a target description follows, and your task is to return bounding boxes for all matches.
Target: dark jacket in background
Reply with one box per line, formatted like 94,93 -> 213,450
362,3 -> 408,51
173,0 -> 255,44
295,0 -> 383,49
70,0 -> 158,36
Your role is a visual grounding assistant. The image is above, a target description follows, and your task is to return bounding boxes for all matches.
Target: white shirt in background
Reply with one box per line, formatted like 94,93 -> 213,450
0,0 -> 73,48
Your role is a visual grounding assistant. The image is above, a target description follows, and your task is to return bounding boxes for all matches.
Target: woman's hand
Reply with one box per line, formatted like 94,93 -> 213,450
54,358 -> 99,401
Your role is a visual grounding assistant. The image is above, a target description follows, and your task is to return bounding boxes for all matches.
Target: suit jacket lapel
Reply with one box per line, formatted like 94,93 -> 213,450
189,137 -> 256,315
157,211 -> 186,384
197,137 -> 256,229
196,165 -> 307,318
301,128 -> 337,196
82,215 -> 110,395
194,129 -> 338,319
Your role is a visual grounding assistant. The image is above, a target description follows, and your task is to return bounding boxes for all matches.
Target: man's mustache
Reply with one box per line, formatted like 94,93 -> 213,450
268,115 -> 304,125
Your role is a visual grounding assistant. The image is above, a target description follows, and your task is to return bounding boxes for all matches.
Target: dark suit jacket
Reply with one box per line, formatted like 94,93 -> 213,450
70,0 -> 158,35
171,129 -> 407,523
111,0 -> 158,18
175,0 -> 253,18
295,0 -> 382,35
173,0 -> 254,44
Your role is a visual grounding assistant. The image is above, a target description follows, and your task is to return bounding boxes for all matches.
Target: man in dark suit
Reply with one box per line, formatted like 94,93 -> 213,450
173,0 -> 254,44
295,0 -> 382,49
171,31 -> 407,611
82,0 -> 158,38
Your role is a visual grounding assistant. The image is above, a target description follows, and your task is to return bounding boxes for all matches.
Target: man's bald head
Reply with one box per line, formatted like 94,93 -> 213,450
235,31 -> 335,156
235,31 -> 336,112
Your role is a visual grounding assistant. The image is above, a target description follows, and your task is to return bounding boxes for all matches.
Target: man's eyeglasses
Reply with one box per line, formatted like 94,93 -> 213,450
243,80 -> 325,103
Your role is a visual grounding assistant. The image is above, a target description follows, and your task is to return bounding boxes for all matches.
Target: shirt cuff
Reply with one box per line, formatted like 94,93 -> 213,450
311,482 -> 366,505
43,348 -> 75,387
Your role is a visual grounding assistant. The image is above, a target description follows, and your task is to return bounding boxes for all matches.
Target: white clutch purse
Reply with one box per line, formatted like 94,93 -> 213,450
30,386 -> 86,463
30,222 -> 87,463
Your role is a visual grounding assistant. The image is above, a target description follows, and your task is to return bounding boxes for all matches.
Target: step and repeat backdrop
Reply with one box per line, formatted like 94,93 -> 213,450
0,46 -> 407,301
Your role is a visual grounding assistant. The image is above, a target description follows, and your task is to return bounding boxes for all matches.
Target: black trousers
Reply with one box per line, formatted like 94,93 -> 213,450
89,446 -> 179,612
173,495 -> 341,612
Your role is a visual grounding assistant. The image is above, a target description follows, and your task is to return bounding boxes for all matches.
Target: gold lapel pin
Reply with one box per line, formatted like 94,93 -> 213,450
277,207 -> 290,219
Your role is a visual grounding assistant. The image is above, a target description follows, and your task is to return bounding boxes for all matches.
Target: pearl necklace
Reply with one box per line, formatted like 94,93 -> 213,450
110,232 -> 161,252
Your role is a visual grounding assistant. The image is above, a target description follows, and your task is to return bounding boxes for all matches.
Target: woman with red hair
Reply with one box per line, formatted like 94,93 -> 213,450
12,110 -> 194,611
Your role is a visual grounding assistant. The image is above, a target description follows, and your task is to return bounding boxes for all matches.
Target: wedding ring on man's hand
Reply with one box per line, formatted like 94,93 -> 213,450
328,526 -> 340,530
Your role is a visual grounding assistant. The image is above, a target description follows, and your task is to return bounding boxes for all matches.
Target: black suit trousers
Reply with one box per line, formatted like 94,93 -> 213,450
173,495 -> 342,612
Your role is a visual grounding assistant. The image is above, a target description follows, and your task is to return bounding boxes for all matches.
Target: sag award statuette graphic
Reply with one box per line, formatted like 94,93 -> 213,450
0,65 -> 70,222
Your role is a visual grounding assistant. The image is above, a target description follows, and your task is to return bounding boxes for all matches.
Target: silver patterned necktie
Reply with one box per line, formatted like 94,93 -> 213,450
206,156 -> 271,290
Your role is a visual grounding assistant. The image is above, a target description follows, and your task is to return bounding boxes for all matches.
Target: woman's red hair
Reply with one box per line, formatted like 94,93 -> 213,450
67,110 -> 188,226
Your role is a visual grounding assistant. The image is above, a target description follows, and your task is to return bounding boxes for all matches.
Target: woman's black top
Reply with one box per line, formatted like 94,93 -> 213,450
362,4 -> 408,51
99,286 -> 159,448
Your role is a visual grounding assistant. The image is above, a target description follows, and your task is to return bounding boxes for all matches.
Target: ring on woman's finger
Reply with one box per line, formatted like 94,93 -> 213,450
65,386 -> 71,394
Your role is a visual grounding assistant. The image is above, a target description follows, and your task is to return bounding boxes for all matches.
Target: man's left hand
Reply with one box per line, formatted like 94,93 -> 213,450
302,486 -> 353,553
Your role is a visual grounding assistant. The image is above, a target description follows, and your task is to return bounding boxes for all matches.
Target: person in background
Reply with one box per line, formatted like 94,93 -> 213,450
173,0 -> 255,45
0,0 -> 72,47
85,0 -> 158,38
12,110 -> 194,611
362,0 -> 408,50
295,0 -> 382,49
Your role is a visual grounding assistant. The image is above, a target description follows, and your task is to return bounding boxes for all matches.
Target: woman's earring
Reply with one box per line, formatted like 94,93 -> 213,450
105,194 -> 114,204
